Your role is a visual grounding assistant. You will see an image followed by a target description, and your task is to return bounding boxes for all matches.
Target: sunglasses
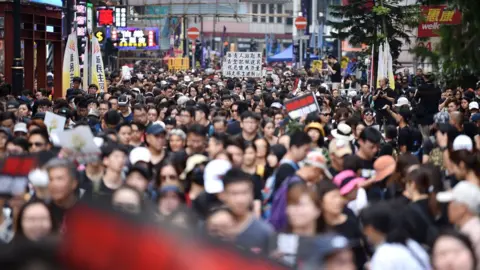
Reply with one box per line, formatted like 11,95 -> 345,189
28,142 -> 45,148
364,112 -> 373,116
321,113 -> 331,117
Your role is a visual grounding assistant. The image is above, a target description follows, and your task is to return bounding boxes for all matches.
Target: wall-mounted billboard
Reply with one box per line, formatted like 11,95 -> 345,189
109,27 -> 159,50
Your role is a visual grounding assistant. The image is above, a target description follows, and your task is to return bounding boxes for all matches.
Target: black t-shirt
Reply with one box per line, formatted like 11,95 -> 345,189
333,214 -> 369,270
373,87 -> 397,110
398,126 -> 414,152
273,162 -> 298,193
331,63 -> 342,83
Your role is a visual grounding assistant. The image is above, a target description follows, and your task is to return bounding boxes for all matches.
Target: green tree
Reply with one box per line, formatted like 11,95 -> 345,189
328,0 -> 420,67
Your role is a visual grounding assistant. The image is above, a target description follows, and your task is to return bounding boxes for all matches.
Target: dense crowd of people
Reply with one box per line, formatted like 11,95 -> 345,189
0,63 -> 479,270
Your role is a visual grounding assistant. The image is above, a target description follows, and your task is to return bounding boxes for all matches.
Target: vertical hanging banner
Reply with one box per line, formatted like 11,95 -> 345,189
62,32 -> 81,97
83,34 -> 89,92
91,37 -> 106,93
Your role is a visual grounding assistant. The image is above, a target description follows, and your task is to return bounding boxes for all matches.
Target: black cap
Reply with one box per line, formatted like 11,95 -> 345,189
57,107 -> 71,118
32,112 -> 46,120
127,165 -> 152,181
118,95 -> 129,107
6,100 -> 20,109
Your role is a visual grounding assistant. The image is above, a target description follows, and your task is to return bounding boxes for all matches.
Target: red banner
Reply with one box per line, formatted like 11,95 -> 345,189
418,5 -> 462,38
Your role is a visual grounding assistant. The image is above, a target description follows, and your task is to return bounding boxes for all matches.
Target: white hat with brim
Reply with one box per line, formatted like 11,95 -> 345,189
331,123 -> 354,141
394,97 -> 410,107
437,181 -> 480,214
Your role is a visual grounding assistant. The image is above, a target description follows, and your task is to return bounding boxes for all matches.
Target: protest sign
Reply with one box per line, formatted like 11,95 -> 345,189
44,112 -> 66,135
0,155 -> 37,196
285,93 -> 320,120
57,126 -> 101,163
222,52 -> 263,78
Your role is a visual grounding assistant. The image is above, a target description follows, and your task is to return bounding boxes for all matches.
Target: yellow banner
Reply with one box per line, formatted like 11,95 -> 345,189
311,60 -> 323,72
90,37 -> 106,93
62,32 -> 80,97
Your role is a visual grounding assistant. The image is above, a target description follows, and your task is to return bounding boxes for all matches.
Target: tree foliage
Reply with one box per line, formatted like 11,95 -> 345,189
328,0 -> 420,66
415,0 -> 480,84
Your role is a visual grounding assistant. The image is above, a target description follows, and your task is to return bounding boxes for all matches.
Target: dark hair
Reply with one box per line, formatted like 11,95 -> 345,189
131,121 -> 146,132
360,200 -> 409,245
155,160 -> 183,188
240,111 -> 261,122
449,150 -> 480,179
101,142 -> 128,159
405,165 -> 442,220
222,168 -> 253,188
359,127 -> 382,144
226,136 -> 245,152
388,153 -> 420,190
1,111 -> 16,122
117,122 -> 131,132
211,132 -> 228,147
7,137 -> 29,152
180,106 -> 195,118
104,110 -> 122,127
28,129 -> 50,145
13,200 -> 58,242
384,125 -> 398,140
289,131 -> 312,149
133,104 -> 147,113
187,124 -> 207,137
316,180 -> 340,232
261,118 -> 275,129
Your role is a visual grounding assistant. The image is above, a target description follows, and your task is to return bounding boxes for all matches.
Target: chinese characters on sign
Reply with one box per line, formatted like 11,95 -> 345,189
76,2 -> 87,37
110,28 -> 159,50
418,5 -> 462,37
115,7 -> 127,28
97,7 -> 114,27
222,52 -> 263,78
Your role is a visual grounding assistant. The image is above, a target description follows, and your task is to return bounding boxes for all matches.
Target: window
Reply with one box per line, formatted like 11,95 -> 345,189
252,4 -> 258,22
269,4 -> 275,23
260,4 -> 266,23
277,4 -> 283,23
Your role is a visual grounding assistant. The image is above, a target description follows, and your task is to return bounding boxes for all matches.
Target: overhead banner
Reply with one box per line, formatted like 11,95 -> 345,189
91,37 -> 106,93
222,52 -> 263,78
418,5 -> 461,37
110,27 -> 159,50
62,32 -> 81,97
285,93 -> 320,120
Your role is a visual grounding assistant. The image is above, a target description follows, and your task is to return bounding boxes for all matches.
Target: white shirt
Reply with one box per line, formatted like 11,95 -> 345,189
371,239 -> 431,270
347,188 -> 368,216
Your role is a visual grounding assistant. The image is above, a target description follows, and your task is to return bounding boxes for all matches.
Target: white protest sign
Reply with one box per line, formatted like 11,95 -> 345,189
222,52 -> 263,78
121,65 -> 131,80
57,125 -> 101,163
44,112 -> 66,135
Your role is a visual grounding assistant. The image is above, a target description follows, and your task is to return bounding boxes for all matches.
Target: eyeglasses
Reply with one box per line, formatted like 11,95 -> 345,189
28,142 -> 45,148
364,112 -> 373,116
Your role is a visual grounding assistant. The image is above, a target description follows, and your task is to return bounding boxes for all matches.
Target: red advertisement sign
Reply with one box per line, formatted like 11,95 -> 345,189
418,5 -> 462,38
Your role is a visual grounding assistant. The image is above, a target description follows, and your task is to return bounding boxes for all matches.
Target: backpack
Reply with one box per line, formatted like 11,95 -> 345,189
262,160 -> 299,220
268,174 -> 303,231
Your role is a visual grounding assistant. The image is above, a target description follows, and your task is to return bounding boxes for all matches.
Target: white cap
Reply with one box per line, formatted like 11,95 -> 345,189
271,102 -> 282,109
394,97 -> 410,107
469,101 -> 479,110
160,80 -> 167,86
437,181 -> 480,214
452,135 -> 473,151
184,75 -> 191,82
13,122 -> 27,134
129,147 -> 152,165
204,159 -> 232,194
28,169 -> 49,187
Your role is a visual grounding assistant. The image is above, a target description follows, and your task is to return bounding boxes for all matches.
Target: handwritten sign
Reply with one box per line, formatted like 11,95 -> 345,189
222,52 -> 263,78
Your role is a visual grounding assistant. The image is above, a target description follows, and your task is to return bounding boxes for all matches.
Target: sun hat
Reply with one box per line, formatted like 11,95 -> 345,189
373,155 -> 396,181
331,123 -> 354,141
394,97 -> 410,107
332,170 -> 366,196
305,122 -> 325,137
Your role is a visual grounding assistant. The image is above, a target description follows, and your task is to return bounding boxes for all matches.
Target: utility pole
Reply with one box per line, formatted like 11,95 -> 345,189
12,0 -> 23,95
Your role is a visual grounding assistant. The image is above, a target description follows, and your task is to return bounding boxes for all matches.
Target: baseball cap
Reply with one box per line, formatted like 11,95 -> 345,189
126,165 -> 152,181
305,234 -> 353,267
437,181 -> 480,214
204,159 -> 232,194
469,101 -> 479,110
13,122 -> 27,134
6,100 -> 19,110
472,113 -> 480,122
452,135 -> 473,152
180,154 -> 209,180
333,170 -> 366,196
394,97 -> 410,107
145,124 -> 166,136
118,95 -> 129,107
373,155 -> 396,181
270,102 -> 283,109
88,109 -> 100,118
129,147 -> 152,165
303,150 -> 333,179
434,111 -> 450,124
57,107 -> 71,118
328,139 -> 352,158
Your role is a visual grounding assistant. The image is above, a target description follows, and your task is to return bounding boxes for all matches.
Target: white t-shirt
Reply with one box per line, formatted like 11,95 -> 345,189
347,188 -> 368,216
371,239 -> 431,270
